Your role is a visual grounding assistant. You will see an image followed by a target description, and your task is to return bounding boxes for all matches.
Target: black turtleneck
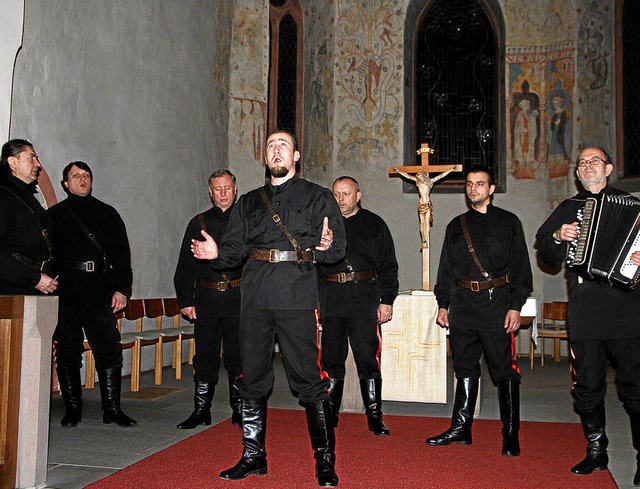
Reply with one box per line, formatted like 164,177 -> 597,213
47,193 -> 132,302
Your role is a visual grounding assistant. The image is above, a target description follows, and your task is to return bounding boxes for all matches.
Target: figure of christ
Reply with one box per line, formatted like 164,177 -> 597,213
393,166 -> 456,249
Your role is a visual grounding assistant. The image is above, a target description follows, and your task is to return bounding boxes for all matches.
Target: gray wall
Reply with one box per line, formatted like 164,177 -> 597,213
11,1 -> 231,298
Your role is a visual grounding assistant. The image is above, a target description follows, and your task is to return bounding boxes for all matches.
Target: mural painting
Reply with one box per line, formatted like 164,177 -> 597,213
334,0 -> 404,167
576,1 -> 613,151
507,43 -> 574,180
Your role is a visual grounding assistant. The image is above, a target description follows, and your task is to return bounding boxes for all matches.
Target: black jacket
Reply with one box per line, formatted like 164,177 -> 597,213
0,176 -> 52,294
47,193 -> 132,304
536,185 -> 640,340
435,204 -> 533,332
319,208 -> 399,318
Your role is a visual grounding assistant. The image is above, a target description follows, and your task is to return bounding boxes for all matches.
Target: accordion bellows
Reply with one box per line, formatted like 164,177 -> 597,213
567,193 -> 640,288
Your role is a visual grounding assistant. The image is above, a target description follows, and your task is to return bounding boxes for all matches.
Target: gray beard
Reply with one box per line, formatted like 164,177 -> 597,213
579,175 -> 606,188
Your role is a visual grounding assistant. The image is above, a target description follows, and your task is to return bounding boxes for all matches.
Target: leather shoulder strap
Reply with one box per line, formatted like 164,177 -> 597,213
197,213 -> 207,233
259,187 -> 301,251
459,214 -> 490,279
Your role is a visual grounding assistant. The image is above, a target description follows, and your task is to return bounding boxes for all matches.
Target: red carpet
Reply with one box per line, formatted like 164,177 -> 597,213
87,409 -> 617,489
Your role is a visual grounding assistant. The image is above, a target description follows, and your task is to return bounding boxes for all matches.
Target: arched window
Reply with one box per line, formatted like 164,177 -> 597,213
406,0 -> 504,191
268,0 -> 303,149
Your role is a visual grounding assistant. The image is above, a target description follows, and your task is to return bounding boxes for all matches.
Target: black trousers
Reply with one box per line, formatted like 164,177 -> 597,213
192,311 -> 241,384
52,298 -> 123,371
571,337 -> 640,415
450,327 -> 521,383
321,316 -> 381,380
239,308 -> 329,403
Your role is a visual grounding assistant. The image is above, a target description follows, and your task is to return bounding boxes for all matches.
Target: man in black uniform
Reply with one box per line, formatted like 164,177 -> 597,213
536,146 -> 640,486
49,161 -> 136,428
0,139 -> 57,295
427,165 -> 532,457
319,176 -> 398,436
174,169 -> 242,429
191,129 -> 345,487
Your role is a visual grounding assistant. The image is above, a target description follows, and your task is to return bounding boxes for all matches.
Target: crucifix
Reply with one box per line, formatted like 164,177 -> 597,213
389,143 -> 462,290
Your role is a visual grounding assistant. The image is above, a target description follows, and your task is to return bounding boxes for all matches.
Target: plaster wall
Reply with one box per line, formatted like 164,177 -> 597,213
10,1 -> 231,299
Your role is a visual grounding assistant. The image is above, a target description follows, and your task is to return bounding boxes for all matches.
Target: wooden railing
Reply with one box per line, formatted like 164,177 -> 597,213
0,296 -> 24,489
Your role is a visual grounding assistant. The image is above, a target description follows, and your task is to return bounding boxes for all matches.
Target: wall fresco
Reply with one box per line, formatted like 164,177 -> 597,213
507,43 -> 575,180
334,0 -> 405,169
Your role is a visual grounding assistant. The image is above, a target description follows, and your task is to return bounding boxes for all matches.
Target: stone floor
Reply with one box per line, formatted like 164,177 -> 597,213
45,356 -> 636,488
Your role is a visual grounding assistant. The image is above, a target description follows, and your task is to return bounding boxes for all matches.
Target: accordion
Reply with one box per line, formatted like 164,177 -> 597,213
566,193 -> 640,288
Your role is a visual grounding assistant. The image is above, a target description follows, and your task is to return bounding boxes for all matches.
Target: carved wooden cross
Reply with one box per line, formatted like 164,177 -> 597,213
388,143 -> 463,290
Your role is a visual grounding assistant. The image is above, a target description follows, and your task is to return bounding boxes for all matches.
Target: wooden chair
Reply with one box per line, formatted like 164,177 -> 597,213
143,298 -> 183,383
163,297 -> 196,366
83,311 -> 139,390
124,299 -> 162,390
530,301 -> 570,369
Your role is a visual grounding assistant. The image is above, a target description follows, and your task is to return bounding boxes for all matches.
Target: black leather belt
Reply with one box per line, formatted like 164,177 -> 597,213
323,270 -> 375,283
250,249 -> 316,264
456,274 -> 510,292
13,253 -> 51,272
62,260 -> 104,272
198,278 -> 241,292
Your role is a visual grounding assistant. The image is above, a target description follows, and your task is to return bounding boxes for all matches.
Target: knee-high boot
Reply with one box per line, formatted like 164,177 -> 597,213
328,378 -> 344,428
219,397 -> 268,480
427,377 -> 478,446
302,398 -> 339,488
360,378 -> 390,436
177,380 -> 214,429
228,376 -> 242,426
630,413 -> 640,486
571,406 -> 609,474
97,367 -> 137,427
498,379 -> 520,456
57,367 -> 83,427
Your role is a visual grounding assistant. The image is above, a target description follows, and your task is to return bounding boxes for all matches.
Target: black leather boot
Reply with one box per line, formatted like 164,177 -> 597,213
97,367 -> 137,427
229,376 -> 242,426
427,377 -> 478,446
629,413 -> 640,486
570,407 -> 609,474
219,397 -> 268,480
57,367 -> 83,427
302,398 -> 339,488
177,380 -> 214,429
498,380 -> 521,456
360,378 -> 390,436
327,378 -> 344,428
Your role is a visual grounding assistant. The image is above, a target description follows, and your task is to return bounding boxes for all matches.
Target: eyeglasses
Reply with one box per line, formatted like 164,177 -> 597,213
577,156 -> 605,168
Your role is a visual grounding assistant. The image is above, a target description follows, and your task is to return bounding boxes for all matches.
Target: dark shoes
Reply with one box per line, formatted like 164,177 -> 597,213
220,398 -> 268,481
571,407 -> 608,475
427,377 -> 478,446
177,380 -> 214,429
360,378 -> 390,436
498,380 -> 521,456
57,367 -> 83,428
97,367 -> 137,427
219,457 -> 268,480
303,398 -> 339,487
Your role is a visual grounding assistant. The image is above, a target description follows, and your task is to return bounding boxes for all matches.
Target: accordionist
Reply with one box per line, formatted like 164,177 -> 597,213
536,146 -> 640,487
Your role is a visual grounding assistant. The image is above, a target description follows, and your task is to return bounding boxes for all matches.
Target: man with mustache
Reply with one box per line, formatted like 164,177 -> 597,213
192,128 -> 345,487
536,146 -> 640,486
0,139 -> 57,295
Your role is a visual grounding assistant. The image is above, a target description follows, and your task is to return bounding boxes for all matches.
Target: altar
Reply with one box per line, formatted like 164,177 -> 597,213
381,291 -> 447,404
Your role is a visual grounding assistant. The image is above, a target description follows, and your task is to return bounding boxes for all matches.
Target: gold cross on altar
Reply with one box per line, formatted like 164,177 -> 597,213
388,143 -> 463,290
